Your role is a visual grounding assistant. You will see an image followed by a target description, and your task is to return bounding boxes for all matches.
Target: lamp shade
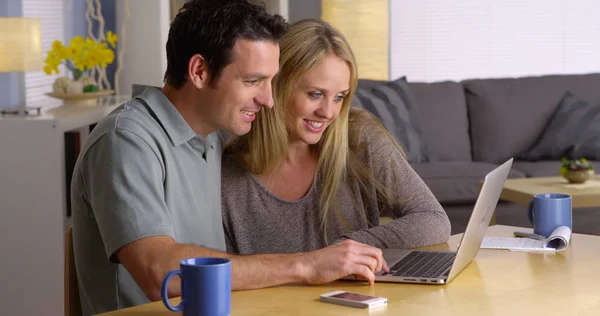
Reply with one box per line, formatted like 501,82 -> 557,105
322,0 -> 389,80
0,17 -> 43,72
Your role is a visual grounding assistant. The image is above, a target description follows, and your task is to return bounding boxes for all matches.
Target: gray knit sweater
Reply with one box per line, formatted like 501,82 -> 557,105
221,122 -> 451,255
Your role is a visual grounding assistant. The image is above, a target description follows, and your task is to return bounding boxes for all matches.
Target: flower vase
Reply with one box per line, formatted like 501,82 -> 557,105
563,169 -> 595,184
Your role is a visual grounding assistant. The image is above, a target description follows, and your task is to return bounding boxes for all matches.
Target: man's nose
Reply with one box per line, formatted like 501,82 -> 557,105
255,82 -> 274,109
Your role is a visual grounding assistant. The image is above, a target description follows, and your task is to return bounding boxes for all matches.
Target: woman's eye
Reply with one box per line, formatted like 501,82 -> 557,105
334,94 -> 346,102
309,91 -> 323,99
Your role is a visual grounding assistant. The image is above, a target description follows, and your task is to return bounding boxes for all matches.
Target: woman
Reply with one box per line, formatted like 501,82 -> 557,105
222,19 -> 450,255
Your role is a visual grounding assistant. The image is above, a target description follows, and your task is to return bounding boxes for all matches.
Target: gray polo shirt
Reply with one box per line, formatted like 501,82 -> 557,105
71,84 -> 225,315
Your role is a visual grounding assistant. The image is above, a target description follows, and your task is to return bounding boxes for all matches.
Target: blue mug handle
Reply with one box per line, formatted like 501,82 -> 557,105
161,270 -> 184,312
527,199 -> 535,226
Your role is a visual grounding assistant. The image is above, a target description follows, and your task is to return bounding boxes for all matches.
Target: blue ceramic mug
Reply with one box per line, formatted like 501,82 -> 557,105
161,257 -> 231,316
527,193 -> 572,237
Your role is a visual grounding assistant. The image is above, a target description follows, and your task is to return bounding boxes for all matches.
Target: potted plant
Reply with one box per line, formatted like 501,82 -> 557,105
43,32 -> 118,105
559,157 -> 596,183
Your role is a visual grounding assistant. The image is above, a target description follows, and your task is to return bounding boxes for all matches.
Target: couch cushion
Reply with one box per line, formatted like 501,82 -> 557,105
444,202 -> 530,235
412,162 -> 526,204
519,92 -> 600,160
353,77 -> 432,162
512,160 -> 600,177
463,73 -> 600,163
408,81 -> 472,162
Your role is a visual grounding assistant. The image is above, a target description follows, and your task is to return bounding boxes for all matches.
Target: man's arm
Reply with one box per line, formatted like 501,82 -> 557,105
116,236 -> 388,301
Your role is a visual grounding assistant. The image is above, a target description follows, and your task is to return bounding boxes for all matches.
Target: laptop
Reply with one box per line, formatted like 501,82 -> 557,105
372,158 -> 513,285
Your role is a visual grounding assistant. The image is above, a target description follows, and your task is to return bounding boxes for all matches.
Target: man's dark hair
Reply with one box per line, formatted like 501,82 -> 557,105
164,0 -> 288,88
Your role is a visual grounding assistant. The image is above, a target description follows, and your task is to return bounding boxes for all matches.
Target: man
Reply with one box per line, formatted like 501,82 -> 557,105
72,1 -> 387,314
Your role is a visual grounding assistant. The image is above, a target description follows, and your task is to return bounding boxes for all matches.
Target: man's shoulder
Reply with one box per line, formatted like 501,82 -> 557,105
87,99 -> 166,148
98,98 -> 157,135
72,99 -> 167,194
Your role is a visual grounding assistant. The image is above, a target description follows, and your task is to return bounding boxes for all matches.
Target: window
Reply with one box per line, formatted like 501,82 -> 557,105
22,0 -> 65,107
390,0 -> 600,82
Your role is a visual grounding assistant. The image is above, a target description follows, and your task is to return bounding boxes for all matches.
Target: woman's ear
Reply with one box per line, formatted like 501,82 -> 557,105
188,54 -> 210,89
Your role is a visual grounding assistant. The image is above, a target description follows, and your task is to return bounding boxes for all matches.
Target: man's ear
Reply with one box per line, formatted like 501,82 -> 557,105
188,54 -> 210,89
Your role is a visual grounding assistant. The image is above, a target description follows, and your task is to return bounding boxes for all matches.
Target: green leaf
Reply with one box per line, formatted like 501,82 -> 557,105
559,166 -> 568,175
83,84 -> 99,92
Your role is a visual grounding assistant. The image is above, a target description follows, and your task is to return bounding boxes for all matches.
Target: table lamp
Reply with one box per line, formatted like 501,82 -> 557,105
0,17 -> 43,115
321,0 -> 389,80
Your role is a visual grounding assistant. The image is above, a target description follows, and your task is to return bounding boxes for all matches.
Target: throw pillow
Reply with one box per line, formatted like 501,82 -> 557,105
352,77 -> 432,163
518,91 -> 600,160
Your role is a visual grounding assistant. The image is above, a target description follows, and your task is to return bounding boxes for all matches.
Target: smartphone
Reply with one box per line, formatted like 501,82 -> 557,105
320,290 -> 388,309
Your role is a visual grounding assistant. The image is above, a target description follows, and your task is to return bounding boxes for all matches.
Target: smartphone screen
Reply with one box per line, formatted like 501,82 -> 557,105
329,292 -> 379,302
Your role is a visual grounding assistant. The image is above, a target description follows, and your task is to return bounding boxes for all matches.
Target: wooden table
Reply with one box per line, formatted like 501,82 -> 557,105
501,176 -> 600,208
98,225 -> 600,315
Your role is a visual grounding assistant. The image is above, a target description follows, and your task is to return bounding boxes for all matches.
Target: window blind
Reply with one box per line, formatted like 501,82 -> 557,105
390,0 -> 600,82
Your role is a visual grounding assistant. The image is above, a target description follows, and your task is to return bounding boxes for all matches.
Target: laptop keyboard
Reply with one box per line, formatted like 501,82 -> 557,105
389,251 -> 456,278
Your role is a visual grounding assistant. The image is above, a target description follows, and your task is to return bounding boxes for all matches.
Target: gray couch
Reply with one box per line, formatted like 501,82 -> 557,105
368,73 -> 600,235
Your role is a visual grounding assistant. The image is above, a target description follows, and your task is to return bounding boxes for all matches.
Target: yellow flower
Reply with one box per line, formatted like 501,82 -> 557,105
44,52 -> 61,75
84,38 -> 95,51
51,40 -> 64,50
70,36 -> 84,48
82,49 -> 99,69
98,48 -> 115,68
43,65 -> 53,75
55,48 -> 67,60
106,31 -> 118,48
43,63 -> 59,75
44,32 -> 118,79
45,54 -> 60,67
72,55 -> 86,71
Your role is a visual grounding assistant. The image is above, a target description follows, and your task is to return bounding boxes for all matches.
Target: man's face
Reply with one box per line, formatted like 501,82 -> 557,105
206,39 -> 280,136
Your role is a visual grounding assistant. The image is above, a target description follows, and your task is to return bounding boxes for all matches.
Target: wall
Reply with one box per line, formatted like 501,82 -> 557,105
288,0 -> 320,22
116,0 -> 170,95
64,0 -> 86,39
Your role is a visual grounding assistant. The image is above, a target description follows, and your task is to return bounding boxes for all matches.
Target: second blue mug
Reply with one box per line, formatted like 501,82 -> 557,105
161,257 -> 231,316
527,193 -> 572,237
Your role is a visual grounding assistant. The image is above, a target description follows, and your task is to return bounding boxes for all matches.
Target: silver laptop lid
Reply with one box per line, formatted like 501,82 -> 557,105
446,158 -> 513,282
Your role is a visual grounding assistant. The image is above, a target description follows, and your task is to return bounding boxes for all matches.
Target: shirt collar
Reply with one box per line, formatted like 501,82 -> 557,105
131,84 -> 197,146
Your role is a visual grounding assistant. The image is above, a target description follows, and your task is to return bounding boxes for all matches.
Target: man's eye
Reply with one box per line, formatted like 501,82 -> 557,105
245,80 -> 258,86
309,91 -> 323,99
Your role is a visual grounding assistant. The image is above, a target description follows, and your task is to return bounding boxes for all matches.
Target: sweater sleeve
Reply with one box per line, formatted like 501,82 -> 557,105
341,121 -> 451,249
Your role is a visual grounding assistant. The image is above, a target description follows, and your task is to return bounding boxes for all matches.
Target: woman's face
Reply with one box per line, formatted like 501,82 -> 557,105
287,53 -> 350,145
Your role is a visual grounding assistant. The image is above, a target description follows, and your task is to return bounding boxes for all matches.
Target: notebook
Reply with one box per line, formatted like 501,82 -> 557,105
481,226 -> 572,252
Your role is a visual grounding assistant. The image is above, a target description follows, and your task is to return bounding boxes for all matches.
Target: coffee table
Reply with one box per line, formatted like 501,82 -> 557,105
501,175 -> 600,208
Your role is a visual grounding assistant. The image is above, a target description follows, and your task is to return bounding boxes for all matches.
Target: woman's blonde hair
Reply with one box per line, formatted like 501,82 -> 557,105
227,19 -> 404,239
